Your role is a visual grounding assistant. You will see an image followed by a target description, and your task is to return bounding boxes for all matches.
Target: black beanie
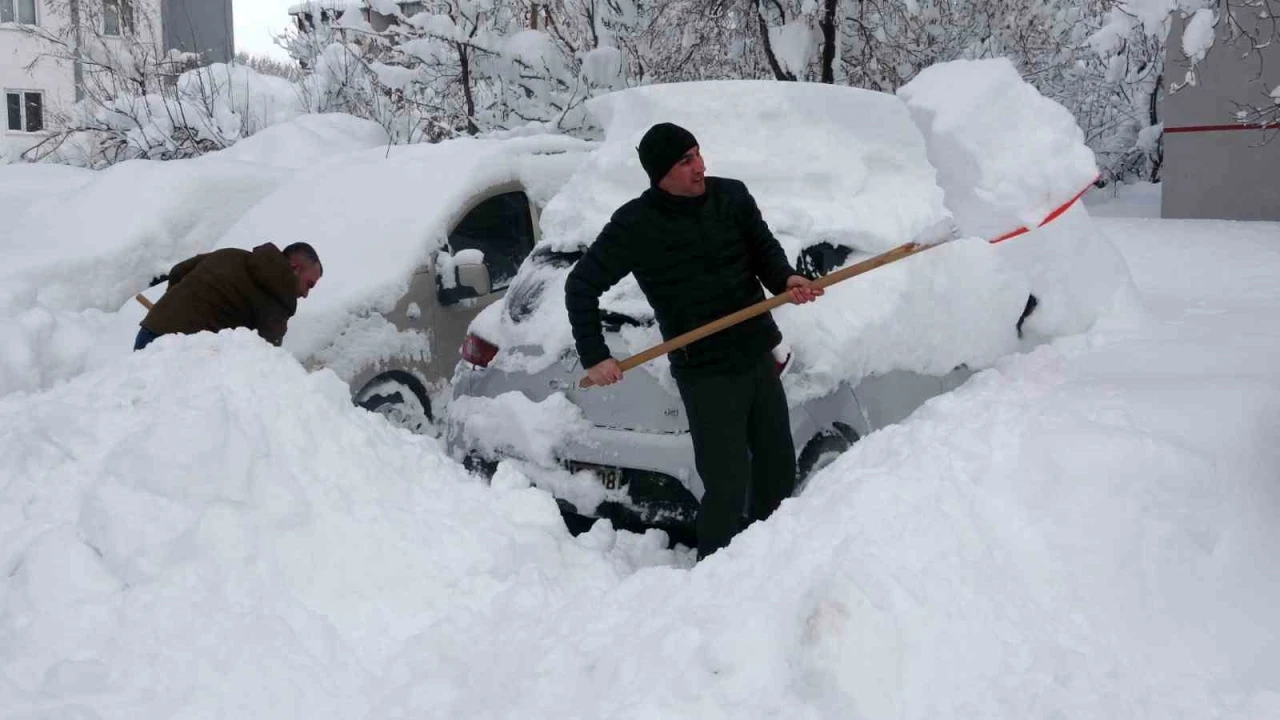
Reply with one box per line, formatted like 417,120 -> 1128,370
637,123 -> 698,186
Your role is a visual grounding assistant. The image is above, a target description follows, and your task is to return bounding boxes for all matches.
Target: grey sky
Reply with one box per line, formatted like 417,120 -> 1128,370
233,0 -> 297,61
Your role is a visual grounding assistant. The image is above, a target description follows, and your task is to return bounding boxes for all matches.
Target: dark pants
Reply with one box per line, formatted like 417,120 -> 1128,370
134,327 -> 161,351
675,353 -> 796,560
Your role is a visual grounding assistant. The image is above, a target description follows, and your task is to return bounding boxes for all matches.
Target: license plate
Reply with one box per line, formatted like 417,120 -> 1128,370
598,466 -> 623,490
568,461 -> 625,490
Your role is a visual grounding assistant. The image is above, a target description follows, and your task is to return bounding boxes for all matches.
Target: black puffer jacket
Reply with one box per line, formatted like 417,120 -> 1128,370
565,177 -> 796,378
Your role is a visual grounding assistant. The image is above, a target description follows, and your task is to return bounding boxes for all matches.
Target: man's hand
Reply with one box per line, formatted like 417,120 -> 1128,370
785,275 -> 824,304
587,358 -> 623,386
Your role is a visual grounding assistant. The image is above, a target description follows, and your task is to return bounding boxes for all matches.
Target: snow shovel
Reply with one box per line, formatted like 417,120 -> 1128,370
134,294 -> 154,311
577,241 -> 932,388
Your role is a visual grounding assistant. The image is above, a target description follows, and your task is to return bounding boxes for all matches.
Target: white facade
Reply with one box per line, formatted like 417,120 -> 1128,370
1,0 -> 164,158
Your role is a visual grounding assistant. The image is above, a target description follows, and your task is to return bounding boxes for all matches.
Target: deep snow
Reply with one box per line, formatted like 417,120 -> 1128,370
2,185 -> 1279,718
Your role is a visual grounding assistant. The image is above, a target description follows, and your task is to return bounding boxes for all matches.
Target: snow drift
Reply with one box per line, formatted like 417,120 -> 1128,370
3,212 -> 1279,717
0,331 -> 683,718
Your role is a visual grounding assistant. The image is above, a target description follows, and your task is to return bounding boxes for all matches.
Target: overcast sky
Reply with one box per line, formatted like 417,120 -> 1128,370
233,0 -> 298,62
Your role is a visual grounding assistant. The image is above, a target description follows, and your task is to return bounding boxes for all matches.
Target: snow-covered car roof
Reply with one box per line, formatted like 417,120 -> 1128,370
473,73 -> 1129,401
211,132 -> 596,359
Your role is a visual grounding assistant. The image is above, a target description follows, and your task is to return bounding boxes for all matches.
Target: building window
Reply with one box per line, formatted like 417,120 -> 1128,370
6,91 -> 44,133
103,0 -> 134,36
0,0 -> 39,25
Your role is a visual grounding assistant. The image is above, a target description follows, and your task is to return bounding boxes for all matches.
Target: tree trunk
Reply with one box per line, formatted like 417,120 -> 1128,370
1148,72 -> 1163,182
756,0 -> 795,81
458,42 -> 478,134
819,0 -> 837,83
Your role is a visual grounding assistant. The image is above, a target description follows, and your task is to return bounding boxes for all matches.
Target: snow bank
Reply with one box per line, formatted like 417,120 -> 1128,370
209,113 -> 391,170
213,134 -> 594,361
0,330 -> 683,718
0,164 -> 93,225
898,57 -> 1099,240
1,159 -> 287,313
2,217 -> 1279,718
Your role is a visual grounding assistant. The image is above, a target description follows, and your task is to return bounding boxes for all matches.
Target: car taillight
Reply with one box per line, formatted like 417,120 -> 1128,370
461,333 -> 499,367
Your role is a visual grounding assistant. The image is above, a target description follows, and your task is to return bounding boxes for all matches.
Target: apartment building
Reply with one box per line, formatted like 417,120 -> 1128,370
1,0 -> 232,157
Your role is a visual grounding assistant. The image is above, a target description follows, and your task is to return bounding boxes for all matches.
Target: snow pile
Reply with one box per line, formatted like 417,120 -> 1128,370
898,58 -> 1133,341
0,164 -> 93,222
3,207 -> 1280,717
212,134 -> 594,363
897,57 -> 1099,240
209,113 -> 391,170
449,391 -> 591,467
2,160 -> 287,313
0,330 -> 683,718
547,80 -> 952,256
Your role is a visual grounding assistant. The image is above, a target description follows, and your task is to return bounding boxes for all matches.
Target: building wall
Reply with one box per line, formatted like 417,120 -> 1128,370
0,0 -> 191,158
1,1 -> 74,155
1160,9 -> 1280,221
162,0 -> 232,64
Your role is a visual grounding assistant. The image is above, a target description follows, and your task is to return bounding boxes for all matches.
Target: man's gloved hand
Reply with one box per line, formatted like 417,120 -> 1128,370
587,358 -> 623,386
784,275 -> 823,304
148,274 -> 169,288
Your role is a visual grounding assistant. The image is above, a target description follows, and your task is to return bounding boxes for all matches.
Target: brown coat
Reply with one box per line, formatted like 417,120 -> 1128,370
141,243 -> 298,346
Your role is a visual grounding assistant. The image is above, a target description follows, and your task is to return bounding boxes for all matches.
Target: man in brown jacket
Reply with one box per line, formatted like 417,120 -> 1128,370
134,242 -> 323,351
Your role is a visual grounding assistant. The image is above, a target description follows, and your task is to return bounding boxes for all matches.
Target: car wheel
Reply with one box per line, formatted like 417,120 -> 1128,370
355,371 -> 436,436
796,422 -> 859,493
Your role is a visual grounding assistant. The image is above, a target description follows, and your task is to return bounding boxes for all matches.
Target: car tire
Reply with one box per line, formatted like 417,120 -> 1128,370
355,371 -> 436,436
796,422 -> 859,493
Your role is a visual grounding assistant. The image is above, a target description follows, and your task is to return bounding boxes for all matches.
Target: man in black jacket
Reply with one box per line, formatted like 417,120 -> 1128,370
564,122 -> 822,559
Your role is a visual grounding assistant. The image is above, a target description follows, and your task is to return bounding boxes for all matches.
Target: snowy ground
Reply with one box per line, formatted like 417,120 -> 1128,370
2,182 -> 1278,718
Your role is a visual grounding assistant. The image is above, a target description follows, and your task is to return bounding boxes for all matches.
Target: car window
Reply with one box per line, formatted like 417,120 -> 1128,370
447,191 -> 535,292
505,246 -> 583,323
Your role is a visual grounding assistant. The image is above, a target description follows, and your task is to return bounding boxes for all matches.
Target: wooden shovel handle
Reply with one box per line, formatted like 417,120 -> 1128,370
135,294 -> 154,310
578,241 -> 931,388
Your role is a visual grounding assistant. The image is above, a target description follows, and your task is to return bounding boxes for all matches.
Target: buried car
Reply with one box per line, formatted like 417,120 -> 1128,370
442,75 -> 1129,544
130,133 -> 597,433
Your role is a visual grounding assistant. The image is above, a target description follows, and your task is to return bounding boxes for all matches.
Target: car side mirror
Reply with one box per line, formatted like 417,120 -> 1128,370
456,261 -> 491,296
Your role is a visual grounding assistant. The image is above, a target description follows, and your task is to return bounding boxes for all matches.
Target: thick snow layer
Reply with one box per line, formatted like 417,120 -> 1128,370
898,57 -> 1100,240
0,164 -> 93,223
494,79 -> 959,380
1,159 -> 287,314
210,113 -> 391,170
0,115 -> 401,397
484,80 -> 1126,398
0,330 -> 685,718
551,80 -> 952,256
212,133 -> 594,361
3,205 -> 1279,718
449,391 -> 591,467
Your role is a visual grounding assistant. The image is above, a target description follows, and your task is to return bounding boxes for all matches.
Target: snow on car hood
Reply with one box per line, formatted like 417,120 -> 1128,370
480,76 -> 1130,400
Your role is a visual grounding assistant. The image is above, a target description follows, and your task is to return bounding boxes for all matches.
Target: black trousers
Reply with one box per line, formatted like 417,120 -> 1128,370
675,353 -> 796,559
